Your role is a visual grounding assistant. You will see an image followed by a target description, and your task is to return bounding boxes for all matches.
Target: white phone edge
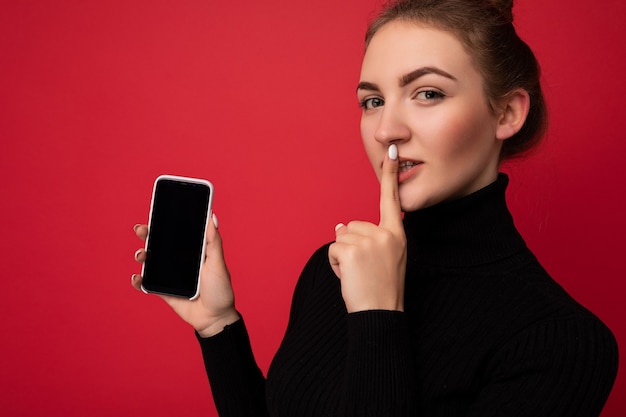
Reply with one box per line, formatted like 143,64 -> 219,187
140,174 -> 214,301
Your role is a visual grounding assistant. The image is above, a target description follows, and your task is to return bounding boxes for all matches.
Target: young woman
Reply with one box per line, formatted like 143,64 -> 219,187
131,0 -> 618,415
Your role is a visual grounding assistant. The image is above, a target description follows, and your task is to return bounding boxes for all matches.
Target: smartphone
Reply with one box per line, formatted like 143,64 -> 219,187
141,175 -> 214,299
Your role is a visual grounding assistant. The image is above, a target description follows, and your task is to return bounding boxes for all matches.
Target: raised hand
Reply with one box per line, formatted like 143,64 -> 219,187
328,144 -> 407,313
131,214 -> 240,337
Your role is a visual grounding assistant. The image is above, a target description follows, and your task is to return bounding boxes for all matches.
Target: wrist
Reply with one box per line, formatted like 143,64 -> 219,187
344,290 -> 405,313
197,309 -> 241,338
347,302 -> 404,314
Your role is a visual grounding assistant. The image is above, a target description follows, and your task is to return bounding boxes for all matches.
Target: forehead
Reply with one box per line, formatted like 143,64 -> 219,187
360,21 -> 475,80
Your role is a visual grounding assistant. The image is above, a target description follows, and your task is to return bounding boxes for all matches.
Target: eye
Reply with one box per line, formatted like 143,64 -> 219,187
415,90 -> 446,102
359,97 -> 384,110
415,90 -> 445,101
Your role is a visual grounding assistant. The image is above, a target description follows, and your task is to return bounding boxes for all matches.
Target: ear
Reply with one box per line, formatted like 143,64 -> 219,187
495,88 -> 530,140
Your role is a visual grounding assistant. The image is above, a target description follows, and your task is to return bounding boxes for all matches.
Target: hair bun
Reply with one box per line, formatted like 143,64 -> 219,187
486,0 -> 514,23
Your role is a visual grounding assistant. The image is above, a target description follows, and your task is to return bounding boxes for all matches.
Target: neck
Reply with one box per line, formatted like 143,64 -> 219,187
403,173 -> 527,267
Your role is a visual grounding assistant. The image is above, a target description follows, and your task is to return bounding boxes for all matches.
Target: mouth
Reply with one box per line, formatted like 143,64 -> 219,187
398,159 -> 422,172
395,157 -> 423,184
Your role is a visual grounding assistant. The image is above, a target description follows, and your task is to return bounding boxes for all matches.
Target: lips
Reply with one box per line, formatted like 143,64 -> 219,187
379,156 -> 423,179
396,157 -> 423,183
399,160 -> 419,172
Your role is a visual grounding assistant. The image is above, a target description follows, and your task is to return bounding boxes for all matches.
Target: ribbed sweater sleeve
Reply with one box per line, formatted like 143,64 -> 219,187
196,318 -> 269,417
343,310 -> 418,416
266,245 -> 422,416
466,318 -> 618,417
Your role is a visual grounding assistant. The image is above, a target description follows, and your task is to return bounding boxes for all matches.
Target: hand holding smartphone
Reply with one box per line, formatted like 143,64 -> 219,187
141,175 -> 214,300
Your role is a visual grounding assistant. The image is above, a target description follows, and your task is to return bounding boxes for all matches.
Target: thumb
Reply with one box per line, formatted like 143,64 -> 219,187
379,144 -> 403,231
205,213 -> 225,264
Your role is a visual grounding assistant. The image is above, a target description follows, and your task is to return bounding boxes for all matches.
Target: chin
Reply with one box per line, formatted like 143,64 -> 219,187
399,194 -> 431,213
399,186 -> 451,212
397,175 -> 439,212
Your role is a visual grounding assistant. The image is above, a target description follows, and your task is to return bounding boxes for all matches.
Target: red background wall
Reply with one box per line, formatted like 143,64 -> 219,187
1,0 -> 624,415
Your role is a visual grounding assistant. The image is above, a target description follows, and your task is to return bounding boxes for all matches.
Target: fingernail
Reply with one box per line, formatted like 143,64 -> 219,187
134,249 -> 142,259
388,144 -> 398,161
335,223 -> 344,231
131,274 -> 137,282
133,224 -> 141,232
212,213 -> 219,229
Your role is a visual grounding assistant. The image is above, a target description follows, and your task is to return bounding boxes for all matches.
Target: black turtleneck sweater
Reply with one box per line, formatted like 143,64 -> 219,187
198,174 -> 618,417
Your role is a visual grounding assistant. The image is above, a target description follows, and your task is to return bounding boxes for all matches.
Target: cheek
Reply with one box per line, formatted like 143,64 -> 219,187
360,119 -> 382,178
421,106 -> 497,163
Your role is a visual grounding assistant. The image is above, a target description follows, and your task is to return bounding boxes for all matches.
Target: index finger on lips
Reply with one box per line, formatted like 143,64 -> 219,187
379,144 -> 403,231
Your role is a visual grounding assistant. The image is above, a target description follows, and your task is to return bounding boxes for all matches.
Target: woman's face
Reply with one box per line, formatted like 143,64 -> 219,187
359,21 -> 503,212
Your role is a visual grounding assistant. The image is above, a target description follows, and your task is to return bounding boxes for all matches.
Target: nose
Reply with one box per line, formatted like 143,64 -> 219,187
373,105 -> 411,145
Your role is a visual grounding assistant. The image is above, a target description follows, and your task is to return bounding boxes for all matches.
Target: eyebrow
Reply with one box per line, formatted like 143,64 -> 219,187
356,66 -> 457,92
356,81 -> 380,92
400,66 -> 457,86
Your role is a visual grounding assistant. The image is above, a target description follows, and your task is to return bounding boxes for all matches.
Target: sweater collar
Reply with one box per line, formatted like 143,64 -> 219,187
402,173 -> 527,268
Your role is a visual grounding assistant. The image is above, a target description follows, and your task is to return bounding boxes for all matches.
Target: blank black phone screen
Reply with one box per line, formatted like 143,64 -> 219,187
142,178 -> 211,298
